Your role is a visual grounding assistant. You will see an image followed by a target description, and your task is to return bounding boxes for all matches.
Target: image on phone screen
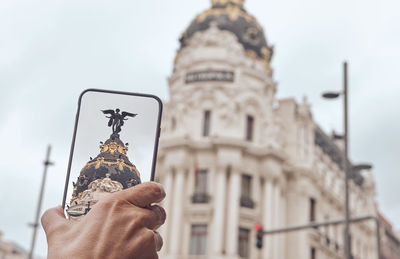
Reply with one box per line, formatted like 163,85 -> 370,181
62,89 -> 162,218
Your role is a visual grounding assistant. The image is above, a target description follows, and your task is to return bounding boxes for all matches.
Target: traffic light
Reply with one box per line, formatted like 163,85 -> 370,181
255,224 -> 263,249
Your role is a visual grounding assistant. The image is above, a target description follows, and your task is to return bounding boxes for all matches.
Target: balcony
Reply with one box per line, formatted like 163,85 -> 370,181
192,193 -> 210,204
240,196 -> 254,209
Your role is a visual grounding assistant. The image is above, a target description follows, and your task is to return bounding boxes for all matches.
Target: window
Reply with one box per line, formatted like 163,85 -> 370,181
246,115 -> 254,141
311,247 -> 316,259
190,224 -> 207,255
171,117 -> 176,131
240,174 -> 254,208
310,198 -> 316,222
195,170 -> 208,194
241,175 -> 251,197
192,170 -> 209,203
203,110 -> 211,137
238,228 -> 250,258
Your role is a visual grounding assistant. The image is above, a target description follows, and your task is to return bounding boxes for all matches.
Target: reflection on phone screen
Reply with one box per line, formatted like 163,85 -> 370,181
64,90 -> 161,218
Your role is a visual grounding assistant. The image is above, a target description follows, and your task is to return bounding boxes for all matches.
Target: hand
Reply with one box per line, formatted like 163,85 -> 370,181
41,182 -> 166,259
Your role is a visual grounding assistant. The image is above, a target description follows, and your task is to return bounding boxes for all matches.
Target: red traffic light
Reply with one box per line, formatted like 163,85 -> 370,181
255,224 -> 263,249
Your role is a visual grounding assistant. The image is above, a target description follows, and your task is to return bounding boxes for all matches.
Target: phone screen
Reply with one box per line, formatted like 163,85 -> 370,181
62,89 -> 162,218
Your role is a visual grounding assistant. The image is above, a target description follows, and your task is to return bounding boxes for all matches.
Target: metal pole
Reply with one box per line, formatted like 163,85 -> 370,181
28,145 -> 53,259
260,215 -> 381,259
343,61 -> 351,259
263,215 -> 372,235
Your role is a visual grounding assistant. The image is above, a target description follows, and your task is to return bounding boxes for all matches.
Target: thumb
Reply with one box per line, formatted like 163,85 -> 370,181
41,206 -> 66,234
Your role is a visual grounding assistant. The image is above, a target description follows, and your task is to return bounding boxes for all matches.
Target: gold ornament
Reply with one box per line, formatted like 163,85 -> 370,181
212,0 -> 244,7
81,157 -> 138,173
100,142 -> 128,155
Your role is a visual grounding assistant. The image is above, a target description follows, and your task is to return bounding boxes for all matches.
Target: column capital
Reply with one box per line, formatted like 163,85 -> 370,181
216,163 -> 242,176
215,164 -> 229,173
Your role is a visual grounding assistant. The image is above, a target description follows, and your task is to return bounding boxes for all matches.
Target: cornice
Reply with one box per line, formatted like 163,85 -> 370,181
159,136 -> 287,162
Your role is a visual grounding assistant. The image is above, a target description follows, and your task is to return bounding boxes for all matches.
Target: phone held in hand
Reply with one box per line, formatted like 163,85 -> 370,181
62,89 -> 162,219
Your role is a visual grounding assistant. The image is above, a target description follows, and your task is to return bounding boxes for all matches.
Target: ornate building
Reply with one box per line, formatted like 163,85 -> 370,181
0,231 -> 27,259
378,212 -> 400,259
156,0 -> 378,258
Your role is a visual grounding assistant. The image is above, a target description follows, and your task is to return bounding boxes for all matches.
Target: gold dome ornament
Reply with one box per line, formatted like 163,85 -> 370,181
212,0 -> 244,7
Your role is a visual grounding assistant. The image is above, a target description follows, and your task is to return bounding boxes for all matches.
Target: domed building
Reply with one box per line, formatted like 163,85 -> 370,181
67,132 -> 141,218
156,0 -> 378,258
178,0 -> 273,72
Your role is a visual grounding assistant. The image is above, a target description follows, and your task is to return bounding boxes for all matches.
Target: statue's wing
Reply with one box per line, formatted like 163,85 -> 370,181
121,111 -> 137,118
102,109 -> 115,115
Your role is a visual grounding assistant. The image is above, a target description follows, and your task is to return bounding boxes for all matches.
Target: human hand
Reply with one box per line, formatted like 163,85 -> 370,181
41,182 -> 166,259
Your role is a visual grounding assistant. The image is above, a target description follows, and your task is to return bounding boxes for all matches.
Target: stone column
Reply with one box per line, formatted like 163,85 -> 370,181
169,168 -> 185,255
286,188 -> 309,259
212,166 -> 227,255
272,182 -> 281,259
262,180 -> 274,259
226,170 -> 241,256
279,190 -> 286,259
159,169 -> 174,255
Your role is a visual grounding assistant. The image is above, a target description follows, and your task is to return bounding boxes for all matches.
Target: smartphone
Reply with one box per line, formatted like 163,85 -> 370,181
62,89 -> 162,218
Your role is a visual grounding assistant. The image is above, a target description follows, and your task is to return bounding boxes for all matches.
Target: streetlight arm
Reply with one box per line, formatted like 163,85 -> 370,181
322,92 -> 343,99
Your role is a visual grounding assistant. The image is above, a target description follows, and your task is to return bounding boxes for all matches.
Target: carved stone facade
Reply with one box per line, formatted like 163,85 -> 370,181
156,1 -> 379,258
68,174 -> 123,218
0,231 -> 27,259
379,213 -> 400,259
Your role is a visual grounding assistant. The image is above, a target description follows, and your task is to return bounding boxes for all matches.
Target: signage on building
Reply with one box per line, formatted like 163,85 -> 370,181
185,70 -> 234,83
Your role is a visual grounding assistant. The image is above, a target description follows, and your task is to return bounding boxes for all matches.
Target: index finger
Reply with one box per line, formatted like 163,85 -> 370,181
113,182 -> 166,208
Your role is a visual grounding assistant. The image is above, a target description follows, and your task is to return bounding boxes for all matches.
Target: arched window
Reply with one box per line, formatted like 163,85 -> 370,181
203,110 -> 211,137
171,117 -> 176,131
246,115 -> 254,141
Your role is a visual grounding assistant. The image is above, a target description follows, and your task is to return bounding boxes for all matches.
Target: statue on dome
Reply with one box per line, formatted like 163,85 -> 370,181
102,108 -> 137,134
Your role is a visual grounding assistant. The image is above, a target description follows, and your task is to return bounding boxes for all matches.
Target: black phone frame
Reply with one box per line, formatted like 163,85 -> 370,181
62,88 -> 163,209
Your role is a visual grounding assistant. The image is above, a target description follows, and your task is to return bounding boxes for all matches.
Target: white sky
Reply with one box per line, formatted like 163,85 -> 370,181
0,0 -> 399,257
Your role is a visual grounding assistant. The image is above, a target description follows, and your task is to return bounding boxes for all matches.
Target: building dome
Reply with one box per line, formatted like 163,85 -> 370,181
74,133 -> 141,196
179,0 -> 273,67
68,133 -> 141,217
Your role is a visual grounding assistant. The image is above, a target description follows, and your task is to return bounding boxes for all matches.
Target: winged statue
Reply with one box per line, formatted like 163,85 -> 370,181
102,108 -> 137,134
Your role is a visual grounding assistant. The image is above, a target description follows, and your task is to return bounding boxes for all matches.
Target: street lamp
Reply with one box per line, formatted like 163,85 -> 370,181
332,133 -> 344,140
322,92 -> 342,99
352,164 -> 373,171
322,62 -> 374,259
322,61 -> 352,259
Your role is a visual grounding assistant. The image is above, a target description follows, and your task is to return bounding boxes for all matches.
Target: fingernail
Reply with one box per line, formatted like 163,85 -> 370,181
154,182 -> 166,197
154,231 -> 163,251
156,206 -> 166,222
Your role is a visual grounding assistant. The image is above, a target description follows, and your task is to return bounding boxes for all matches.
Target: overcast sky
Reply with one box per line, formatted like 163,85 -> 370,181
0,0 -> 399,257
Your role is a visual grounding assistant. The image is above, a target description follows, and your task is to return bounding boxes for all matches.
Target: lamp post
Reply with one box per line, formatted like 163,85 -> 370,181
322,61 -> 351,259
323,62 -> 375,258
28,145 -> 54,259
